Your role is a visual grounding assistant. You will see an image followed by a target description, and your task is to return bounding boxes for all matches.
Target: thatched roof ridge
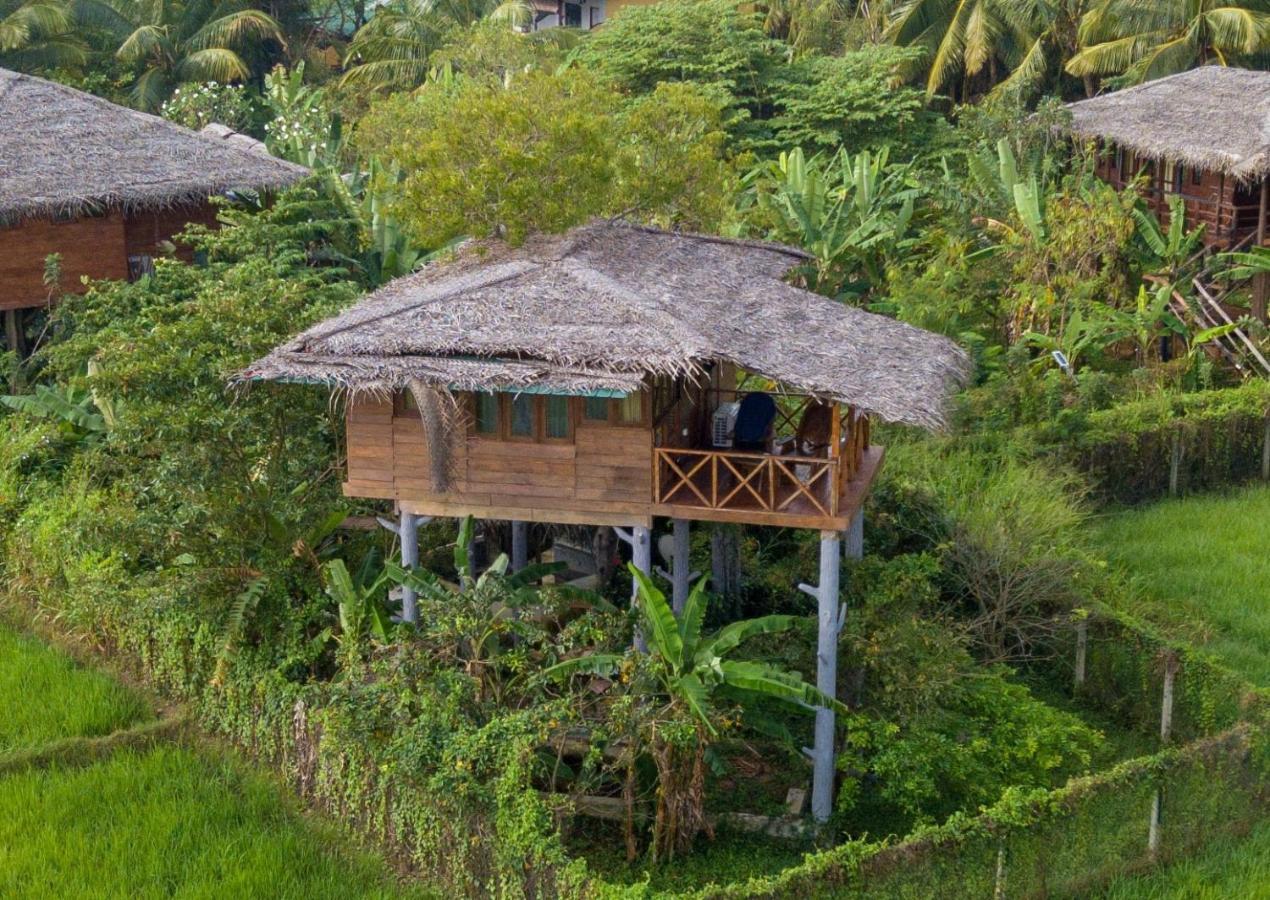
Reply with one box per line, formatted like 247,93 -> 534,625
243,220 -> 970,431
0,68 -> 309,224
1063,67 -> 1270,180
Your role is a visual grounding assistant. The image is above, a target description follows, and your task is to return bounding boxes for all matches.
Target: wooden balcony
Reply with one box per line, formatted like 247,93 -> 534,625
651,444 -> 884,530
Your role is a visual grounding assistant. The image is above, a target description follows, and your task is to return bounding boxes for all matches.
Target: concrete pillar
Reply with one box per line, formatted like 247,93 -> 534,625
400,510 -> 419,624
798,530 -> 843,824
671,518 -> 691,614
631,526 -> 652,653
511,520 -> 529,573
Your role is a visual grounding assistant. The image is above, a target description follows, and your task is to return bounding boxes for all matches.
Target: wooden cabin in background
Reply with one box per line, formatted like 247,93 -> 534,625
1066,67 -> 1270,253
0,67 -> 308,352
243,220 -> 969,826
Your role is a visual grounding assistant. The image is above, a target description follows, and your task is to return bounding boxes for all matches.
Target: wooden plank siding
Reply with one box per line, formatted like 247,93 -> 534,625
0,211 -> 128,310
344,394 -> 656,528
1092,143 -> 1263,249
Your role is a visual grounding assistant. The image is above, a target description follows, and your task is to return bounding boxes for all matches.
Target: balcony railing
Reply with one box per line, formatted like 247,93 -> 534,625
653,447 -> 839,518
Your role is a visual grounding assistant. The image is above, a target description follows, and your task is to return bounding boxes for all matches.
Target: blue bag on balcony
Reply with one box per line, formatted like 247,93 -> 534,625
733,392 -> 777,452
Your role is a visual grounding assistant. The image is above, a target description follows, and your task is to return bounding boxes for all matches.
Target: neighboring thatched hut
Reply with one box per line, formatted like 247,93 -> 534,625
1064,67 -> 1270,251
244,218 -> 969,826
0,67 -> 308,350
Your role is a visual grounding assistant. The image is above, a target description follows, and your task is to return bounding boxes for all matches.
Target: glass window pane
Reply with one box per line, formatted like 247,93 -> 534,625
545,396 -> 571,439
474,393 -> 497,434
616,392 -> 642,424
584,397 -> 609,421
510,394 -> 534,437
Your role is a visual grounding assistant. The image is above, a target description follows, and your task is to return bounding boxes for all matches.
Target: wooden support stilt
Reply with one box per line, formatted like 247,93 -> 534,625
844,512 -> 864,561
799,530 -> 843,824
1149,652 -> 1179,857
511,520 -> 529,573
710,524 -> 742,617
671,518 -> 690,614
3,309 -> 19,356
1255,178 -> 1269,323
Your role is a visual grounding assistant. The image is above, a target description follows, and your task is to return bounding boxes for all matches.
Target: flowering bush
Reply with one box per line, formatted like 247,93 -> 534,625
161,82 -> 255,132
263,64 -> 341,168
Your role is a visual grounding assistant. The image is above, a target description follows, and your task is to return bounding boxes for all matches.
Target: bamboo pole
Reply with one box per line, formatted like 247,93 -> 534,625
1256,178 -> 1269,323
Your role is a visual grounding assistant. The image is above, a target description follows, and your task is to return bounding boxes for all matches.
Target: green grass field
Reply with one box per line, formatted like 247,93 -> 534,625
1094,485 -> 1270,686
0,626 -> 151,753
1094,487 -> 1270,899
0,746 -> 431,899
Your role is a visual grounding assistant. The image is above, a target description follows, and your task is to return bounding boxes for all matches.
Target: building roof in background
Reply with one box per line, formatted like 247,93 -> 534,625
0,67 -> 309,224
243,220 -> 970,431
1063,66 -> 1270,180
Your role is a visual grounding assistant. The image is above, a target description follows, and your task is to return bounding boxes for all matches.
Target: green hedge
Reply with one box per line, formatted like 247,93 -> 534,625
1021,380 -> 1270,504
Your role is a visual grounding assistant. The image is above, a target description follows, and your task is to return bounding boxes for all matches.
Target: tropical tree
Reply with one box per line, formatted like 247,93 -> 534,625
1067,0 -> 1270,85
0,0 -> 90,69
744,145 -> 918,300
545,568 -> 845,861
85,0 -> 287,110
340,0 -> 530,91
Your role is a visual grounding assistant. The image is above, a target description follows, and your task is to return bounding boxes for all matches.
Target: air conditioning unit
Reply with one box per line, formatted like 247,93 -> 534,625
711,402 -> 740,448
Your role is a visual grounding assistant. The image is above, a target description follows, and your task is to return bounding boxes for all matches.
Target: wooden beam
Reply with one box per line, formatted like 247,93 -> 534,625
1255,177 -> 1269,323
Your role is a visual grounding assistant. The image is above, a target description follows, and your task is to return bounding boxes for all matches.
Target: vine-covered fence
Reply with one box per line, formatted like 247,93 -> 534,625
696,607 -> 1269,899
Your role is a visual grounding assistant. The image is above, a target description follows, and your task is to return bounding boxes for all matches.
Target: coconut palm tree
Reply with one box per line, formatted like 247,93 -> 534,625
1066,0 -> 1270,85
78,0 -> 287,110
340,0 -> 531,91
885,0 -> 1012,98
0,0 -> 87,69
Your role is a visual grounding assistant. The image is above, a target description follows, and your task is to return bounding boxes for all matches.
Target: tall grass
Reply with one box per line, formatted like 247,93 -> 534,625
1100,819 -> 1270,899
0,626 -> 151,752
1093,486 -> 1270,686
0,747 -> 433,899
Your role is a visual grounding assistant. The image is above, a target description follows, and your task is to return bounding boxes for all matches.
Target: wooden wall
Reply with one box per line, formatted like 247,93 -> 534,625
0,211 -> 128,311
0,200 -> 220,311
345,394 -> 655,527
124,201 -> 220,261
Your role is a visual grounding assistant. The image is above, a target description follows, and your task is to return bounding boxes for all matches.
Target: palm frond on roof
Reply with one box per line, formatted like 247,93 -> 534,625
1062,66 -> 1270,181
0,66 -> 308,224
242,220 -> 971,432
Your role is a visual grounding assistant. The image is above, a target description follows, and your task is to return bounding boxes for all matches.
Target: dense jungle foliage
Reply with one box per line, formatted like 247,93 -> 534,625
3,0 -> 1270,893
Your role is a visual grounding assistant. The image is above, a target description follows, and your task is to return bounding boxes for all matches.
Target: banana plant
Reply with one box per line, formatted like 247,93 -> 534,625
0,382 -> 108,442
324,556 -> 394,644
1133,195 -> 1205,285
1114,283 -> 1188,367
746,146 -> 918,300
319,156 -> 426,287
544,567 -> 845,860
969,138 -> 1047,240
1023,307 -> 1127,375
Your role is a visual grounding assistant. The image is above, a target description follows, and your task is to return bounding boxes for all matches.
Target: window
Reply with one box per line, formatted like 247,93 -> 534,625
1192,167 -> 1204,186
589,5 -> 601,27
1172,164 -> 1184,194
615,392 -> 644,425
1114,146 -> 1124,173
508,394 -> 535,439
564,2 -> 581,26
583,397 -> 610,421
473,393 -> 498,435
544,395 -> 572,440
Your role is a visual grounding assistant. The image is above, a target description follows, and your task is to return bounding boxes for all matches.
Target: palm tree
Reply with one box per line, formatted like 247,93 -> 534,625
1067,0 -> 1270,85
340,0 -> 531,91
885,0 -> 1012,98
0,0 -> 88,69
545,568 -> 844,860
80,0 -> 287,110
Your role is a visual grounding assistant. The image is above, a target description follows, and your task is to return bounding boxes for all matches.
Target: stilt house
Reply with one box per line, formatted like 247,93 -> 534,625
1066,67 -> 1270,251
243,219 -> 969,823
0,67 -> 308,350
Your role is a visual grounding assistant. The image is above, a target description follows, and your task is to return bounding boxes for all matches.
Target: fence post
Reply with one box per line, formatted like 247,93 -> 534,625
1261,415 -> 1270,481
1168,431 -> 1182,498
1074,617 -> 1088,691
1148,652 -> 1179,858
994,839 -> 1008,900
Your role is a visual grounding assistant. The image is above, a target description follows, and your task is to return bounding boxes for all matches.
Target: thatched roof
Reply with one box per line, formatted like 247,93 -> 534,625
244,220 -> 970,431
1064,66 -> 1270,180
0,68 -> 309,224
